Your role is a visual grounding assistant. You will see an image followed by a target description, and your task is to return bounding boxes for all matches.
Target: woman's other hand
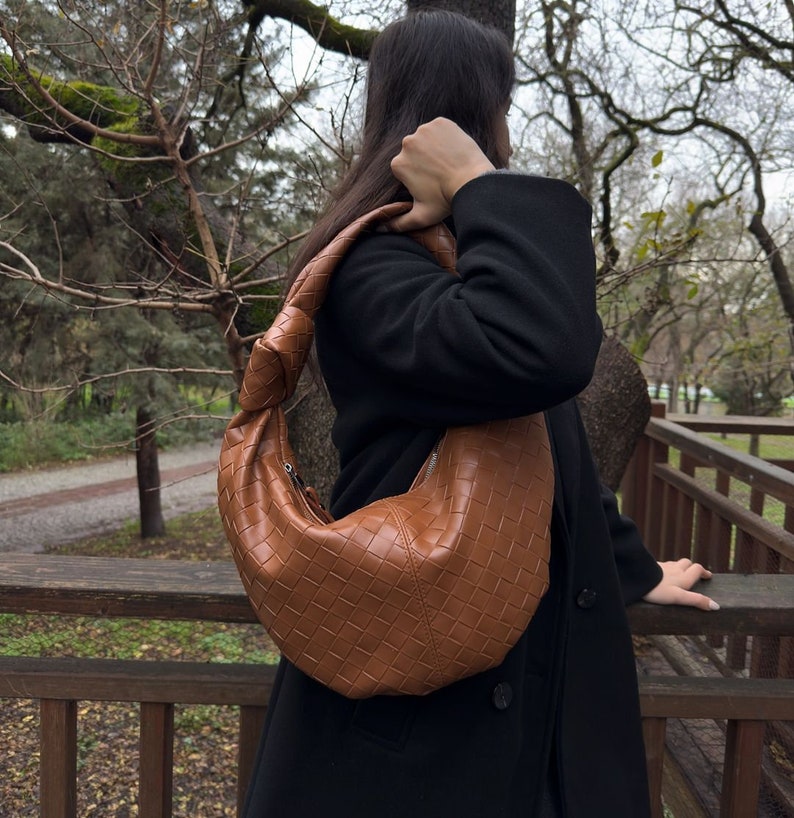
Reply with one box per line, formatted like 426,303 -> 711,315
643,558 -> 719,611
388,118 -> 495,232
643,559 -> 720,611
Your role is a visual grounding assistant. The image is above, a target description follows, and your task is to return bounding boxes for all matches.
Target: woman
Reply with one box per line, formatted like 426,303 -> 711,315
242,10 -> 716,817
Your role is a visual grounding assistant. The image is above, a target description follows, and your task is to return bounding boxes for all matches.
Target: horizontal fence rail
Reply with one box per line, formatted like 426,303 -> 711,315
0,555 -> 793,818
621,405 -> 794,818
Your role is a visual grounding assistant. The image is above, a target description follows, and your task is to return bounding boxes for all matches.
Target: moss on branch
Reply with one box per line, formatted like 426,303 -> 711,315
0,54 -> 146,144
244,0 -> 377,59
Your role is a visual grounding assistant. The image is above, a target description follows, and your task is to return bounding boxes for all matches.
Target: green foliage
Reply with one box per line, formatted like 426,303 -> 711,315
0,415 -> 133,471
708,285 -> 790,415
0,407 -> 224,472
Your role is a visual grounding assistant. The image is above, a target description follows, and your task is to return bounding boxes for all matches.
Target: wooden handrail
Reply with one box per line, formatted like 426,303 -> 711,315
647,418 -> 794,503
628,572 -> 794,635
0,656 -> 275,704
639,676 -> 794,720
652,464 -> 794,562
3,410 -> 793,817
619,408 -> 794,817
666,414 -> 794,435
2,656 -> 791,720
0,554 -> 253,621
2,554 -> 793,632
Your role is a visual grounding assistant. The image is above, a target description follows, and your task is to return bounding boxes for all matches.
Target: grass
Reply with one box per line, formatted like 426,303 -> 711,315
703,433 -> 792,531
704,431 -> 794,461
663,431 -> 793,530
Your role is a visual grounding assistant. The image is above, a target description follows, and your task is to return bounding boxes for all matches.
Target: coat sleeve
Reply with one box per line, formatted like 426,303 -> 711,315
602,485 -> 664,605
321,173 -> 603,426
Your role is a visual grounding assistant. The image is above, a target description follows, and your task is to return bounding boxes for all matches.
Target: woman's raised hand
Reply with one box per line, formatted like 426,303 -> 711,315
388,118 -> 495,232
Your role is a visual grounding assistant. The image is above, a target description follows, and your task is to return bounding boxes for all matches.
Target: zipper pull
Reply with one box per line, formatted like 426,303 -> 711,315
284,463 -> 334,523
284,462 -> 302,487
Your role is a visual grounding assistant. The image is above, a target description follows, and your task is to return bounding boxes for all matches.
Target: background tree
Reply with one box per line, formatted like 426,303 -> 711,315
0,0 -> 354,527
511,0 -> 792,417
1,0 -> 792,525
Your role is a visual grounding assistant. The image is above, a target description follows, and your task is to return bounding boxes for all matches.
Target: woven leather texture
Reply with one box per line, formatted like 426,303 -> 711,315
218,202 -> 554,698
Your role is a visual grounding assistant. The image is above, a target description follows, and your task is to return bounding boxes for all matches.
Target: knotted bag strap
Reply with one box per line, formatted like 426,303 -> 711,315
237,202 -> 456,412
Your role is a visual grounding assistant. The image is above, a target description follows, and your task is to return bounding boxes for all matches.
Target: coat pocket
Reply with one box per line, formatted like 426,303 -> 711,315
350,695 -> 418,751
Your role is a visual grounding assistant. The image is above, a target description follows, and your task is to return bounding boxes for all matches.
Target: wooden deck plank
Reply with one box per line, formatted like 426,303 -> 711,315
659,747 -> 710,818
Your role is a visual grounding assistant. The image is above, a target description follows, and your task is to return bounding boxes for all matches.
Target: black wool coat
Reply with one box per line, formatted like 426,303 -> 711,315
242,173 -> 663,818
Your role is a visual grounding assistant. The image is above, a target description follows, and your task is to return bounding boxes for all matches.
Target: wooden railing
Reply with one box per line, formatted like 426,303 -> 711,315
0,557 -> 274,818
1,556 -> 793,818
622,404 -> 794,577
622,405 -> 794,676
1,408 -> 793,817
622,404 -> 794,817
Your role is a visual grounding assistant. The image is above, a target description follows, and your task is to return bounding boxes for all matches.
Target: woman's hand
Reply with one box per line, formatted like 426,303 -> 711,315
643,558 -> 719,611
388,118 -> 495,232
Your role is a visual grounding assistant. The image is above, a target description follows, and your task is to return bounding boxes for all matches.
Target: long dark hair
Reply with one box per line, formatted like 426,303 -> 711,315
285,10 -> 515,285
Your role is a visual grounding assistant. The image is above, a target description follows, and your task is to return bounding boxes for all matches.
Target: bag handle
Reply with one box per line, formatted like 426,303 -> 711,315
238,202 -> 456,412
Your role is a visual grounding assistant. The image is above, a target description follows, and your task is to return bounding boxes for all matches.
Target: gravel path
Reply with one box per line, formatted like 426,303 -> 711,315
0,441 -> 221,553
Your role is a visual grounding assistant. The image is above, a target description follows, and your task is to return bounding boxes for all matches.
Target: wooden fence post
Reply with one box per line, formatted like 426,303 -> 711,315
40,699 -> 77,818
139,702 -> 174,818
641,717 -> 666,818
237,705 -> 268,816
719,720 -> 765,818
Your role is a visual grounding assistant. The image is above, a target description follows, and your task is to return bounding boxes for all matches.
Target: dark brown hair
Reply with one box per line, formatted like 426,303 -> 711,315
285,9 -> 515,285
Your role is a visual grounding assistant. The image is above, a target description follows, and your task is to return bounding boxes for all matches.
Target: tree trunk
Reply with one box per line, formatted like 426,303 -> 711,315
577,336 -> 651,492
286,375 -> 338,507
135,406 -> 166,538
406,0 -> 516,43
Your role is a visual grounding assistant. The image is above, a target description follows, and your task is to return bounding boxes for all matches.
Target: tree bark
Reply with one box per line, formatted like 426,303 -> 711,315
135,406 -> 166,539
577,336 -> 651,492
406,0 -> 516,42
286,375 -> 337,506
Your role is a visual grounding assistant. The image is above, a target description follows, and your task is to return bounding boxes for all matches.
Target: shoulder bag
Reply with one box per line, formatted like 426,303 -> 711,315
217,201 -> 554,699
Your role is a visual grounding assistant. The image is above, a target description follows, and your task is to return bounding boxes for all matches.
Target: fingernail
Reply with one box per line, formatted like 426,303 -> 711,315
709,600 -> 720,611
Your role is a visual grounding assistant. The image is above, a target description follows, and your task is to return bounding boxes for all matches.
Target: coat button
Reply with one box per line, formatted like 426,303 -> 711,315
576,588 -> 598,609
492,682 -> 513,711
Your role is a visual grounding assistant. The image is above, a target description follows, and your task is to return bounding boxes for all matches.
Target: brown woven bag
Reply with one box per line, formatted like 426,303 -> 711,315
217,201 -> 554,699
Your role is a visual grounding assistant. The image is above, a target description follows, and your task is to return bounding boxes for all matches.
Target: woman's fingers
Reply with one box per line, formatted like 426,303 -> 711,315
388,118 -> 495,231
668,558 -> 713,584
387,201 -> 451,233
643,559 -> 719,610
671,588 -> 720,611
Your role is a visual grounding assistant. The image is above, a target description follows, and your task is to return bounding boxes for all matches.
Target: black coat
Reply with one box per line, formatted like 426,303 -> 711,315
243,174 -> 663,818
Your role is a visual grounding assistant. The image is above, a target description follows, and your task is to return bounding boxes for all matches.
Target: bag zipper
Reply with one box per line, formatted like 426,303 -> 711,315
284,463 -> 332,523
421,440 -> 441,482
